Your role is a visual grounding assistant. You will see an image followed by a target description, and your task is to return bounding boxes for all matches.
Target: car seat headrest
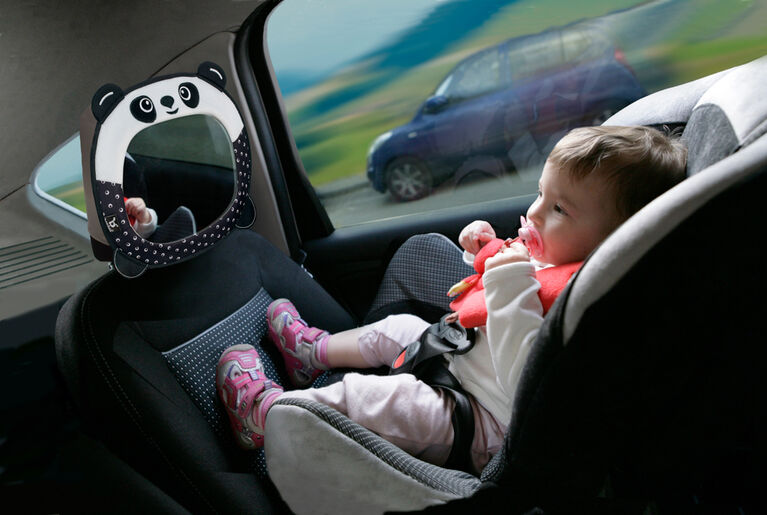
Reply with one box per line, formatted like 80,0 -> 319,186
682,55 -> 767,175
81,62 -> 256,278
563,55 -> 767,343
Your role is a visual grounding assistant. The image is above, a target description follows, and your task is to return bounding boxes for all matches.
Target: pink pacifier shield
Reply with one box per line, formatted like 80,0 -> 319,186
518,216 -> 543,259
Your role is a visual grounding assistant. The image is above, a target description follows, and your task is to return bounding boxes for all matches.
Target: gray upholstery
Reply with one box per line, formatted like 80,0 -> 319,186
266,399 -> 480,514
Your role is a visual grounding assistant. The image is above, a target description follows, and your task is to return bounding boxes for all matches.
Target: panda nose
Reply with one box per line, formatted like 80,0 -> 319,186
161,96 -> 174,108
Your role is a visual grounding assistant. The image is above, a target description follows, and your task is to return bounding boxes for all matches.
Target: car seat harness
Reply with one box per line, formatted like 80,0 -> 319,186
390,315 -> 476,472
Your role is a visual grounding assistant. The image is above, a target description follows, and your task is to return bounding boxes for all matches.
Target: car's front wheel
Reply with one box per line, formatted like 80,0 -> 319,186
385,157 -> 433,202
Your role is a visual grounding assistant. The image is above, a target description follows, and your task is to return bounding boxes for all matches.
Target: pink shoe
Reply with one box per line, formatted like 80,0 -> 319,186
267,299 -> 329,388
216,344 -> 283,449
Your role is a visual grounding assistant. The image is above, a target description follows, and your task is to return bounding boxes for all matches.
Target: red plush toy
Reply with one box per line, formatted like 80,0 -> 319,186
448,238 -> 582,328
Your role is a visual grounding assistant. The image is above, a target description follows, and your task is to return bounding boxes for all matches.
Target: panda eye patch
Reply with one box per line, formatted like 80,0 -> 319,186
130,96 -> 156,123
178,82 -> 199,108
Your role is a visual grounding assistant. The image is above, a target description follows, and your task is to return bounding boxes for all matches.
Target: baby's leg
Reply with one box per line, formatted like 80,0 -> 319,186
303,313 -> 430,368
351,313 -> 430,367
281,373 -> 454,466
283,375 -> 505,474
268,299 -> 430,385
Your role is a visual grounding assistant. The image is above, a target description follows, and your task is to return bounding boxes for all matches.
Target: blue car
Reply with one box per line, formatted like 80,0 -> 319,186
367,23 -> 646,201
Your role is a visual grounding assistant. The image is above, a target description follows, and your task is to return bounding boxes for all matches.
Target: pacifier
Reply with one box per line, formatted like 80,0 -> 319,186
518,216 -> 543,259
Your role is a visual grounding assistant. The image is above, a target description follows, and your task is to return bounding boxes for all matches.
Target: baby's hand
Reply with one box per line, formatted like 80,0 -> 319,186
485,240 -> 529,271
444,312 -> 459,324
125,197 -> 152,224
459,220 -> 496,255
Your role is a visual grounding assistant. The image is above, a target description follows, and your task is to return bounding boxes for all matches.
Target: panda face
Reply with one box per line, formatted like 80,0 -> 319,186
128,81 -> 201,124
92,71 -> 244,185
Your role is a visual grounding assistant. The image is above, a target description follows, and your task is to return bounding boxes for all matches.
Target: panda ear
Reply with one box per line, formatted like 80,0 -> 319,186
197,62 -> 227,90
92,84 -> 124,123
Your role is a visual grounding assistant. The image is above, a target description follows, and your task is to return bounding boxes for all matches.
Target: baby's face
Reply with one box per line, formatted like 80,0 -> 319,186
525,161 -> 619,265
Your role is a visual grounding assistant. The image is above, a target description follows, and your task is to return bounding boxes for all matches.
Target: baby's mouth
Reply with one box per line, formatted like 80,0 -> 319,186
518,216 -> 543,259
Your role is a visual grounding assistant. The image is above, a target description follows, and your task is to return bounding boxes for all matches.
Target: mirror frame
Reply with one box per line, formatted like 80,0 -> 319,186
88,62 -> 255,278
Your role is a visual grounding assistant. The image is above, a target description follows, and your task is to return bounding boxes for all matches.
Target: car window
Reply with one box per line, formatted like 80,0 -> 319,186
272,0 -> 733,227
506,32 -> 565,81
33,135 -> 87,217
441,48 -> 503,100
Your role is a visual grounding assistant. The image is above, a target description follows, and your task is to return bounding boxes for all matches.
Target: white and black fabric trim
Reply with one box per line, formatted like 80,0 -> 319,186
95,129 -> 252,267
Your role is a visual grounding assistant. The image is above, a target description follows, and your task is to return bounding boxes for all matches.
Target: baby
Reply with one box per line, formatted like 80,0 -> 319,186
216,125 -> 687,473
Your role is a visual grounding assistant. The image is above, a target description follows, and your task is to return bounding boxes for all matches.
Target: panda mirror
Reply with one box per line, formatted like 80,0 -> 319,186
124,114 -> 236,243
88,62 -> 255,277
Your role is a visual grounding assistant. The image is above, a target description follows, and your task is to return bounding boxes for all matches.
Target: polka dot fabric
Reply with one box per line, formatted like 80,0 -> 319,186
162,288 -> 330,477
95,129 -> 252,268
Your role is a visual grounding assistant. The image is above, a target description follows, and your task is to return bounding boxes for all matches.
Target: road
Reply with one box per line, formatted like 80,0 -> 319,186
319,171 -> 539,227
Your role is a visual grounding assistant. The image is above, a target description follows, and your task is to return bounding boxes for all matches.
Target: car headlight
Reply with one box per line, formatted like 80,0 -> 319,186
367,131 -> 392,159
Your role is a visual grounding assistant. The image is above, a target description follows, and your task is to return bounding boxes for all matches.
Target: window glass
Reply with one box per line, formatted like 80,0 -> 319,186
34,135 -> 86,216
507,33 -> 564,81
442,48 -> 502,100
268,0 -> 767,228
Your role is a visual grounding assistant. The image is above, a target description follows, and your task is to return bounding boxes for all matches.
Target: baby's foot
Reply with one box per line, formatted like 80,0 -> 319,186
267,299 -> 329,387
216,344 -> 283,449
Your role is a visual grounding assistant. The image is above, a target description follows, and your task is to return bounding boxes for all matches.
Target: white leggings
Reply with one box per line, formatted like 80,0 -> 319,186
281,314 -> 506,474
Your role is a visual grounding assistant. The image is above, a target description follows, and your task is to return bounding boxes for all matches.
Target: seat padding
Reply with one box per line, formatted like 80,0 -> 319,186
56,230 -> 355,512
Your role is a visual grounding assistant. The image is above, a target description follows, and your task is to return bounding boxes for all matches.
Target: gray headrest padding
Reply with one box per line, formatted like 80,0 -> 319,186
563,134 -> 767,342
693,55 -> 767,147
606,67 -> 730,127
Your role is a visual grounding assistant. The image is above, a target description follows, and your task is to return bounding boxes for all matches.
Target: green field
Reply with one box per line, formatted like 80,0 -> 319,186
47,181 -> 87,213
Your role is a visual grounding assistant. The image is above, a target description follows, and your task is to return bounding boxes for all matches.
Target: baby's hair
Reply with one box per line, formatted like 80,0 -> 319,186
548,125 -> 687,222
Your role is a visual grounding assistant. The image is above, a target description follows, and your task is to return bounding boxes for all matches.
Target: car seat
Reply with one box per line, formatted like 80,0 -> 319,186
55,63 -> 356,513
264,55 -> 767,514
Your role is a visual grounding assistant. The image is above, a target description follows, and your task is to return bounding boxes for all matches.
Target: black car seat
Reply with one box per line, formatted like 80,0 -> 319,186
55,63 -> 355,513
264,55 -> 767,514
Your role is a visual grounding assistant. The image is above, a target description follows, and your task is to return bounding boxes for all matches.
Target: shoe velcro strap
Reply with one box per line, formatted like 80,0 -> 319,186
223,371 -> 264,413
301,326 -> 326,343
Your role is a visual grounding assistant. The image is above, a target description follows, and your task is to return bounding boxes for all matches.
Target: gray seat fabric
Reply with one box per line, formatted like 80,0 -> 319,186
266,55 -> 767,514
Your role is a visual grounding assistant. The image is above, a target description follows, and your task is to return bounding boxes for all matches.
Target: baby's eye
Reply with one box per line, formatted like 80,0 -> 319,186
536,189 -> 542,197
554,203 -> 567,215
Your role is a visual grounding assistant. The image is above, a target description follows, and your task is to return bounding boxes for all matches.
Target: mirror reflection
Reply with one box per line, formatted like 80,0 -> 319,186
123,114 -> 236,243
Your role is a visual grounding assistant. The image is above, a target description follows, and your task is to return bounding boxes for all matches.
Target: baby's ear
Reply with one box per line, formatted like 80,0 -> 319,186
92,84 -> 124,123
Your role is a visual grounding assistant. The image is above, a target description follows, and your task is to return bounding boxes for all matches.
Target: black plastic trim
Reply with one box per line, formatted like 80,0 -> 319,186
233,3 -> 303,261
234,1 -> 334,258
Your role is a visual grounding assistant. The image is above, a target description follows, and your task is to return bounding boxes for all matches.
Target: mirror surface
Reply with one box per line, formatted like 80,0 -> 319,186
124,114 -> 236,243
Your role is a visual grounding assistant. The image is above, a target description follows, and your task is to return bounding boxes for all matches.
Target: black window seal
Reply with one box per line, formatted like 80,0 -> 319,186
234,0 -> 334,261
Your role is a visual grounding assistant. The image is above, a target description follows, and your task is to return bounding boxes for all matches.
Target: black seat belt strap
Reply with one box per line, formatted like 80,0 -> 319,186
390,315 -> 476,472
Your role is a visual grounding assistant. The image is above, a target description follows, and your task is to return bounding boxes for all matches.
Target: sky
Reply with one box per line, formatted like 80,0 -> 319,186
266,0 -> 452,76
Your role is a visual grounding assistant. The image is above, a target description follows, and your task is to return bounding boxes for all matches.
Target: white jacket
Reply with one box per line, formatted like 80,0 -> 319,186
447,260 -> 544,426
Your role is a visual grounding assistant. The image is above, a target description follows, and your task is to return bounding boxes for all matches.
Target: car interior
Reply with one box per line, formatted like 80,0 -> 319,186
54,46 -> 767,515
3,1 -> 767,513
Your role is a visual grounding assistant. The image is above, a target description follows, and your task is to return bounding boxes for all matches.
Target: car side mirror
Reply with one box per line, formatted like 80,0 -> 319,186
423,95 -> 449,114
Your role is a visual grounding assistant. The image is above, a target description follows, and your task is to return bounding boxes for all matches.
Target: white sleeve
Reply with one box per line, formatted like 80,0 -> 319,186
482,261 -> 544,401
462,249 -> 476,266
132,207 -> 158,238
